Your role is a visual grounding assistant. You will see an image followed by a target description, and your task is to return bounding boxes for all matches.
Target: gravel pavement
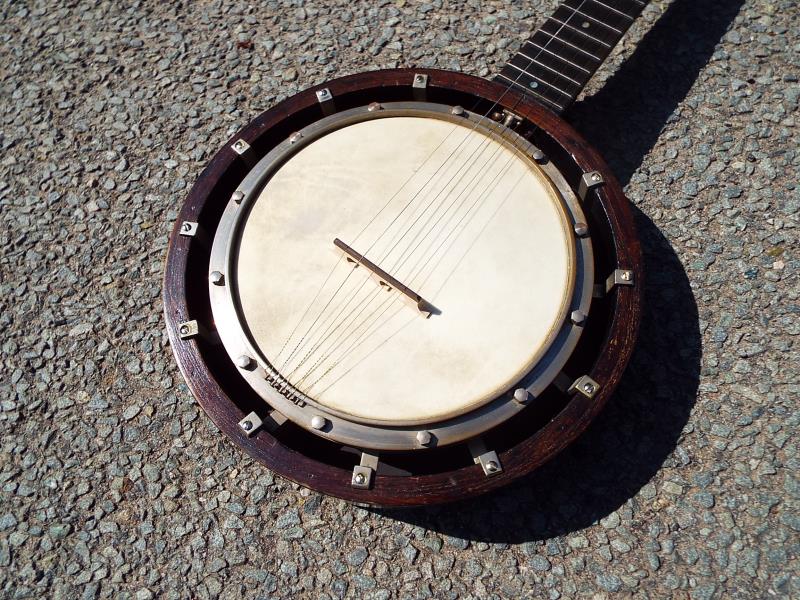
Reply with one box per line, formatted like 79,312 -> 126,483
1,0 -> 798,598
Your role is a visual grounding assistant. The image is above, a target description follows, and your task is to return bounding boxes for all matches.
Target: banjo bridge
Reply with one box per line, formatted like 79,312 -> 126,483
333,237 -> 440,317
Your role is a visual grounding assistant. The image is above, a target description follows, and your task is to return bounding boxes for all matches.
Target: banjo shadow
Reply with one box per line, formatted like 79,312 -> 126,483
377,208 -> 700,543
374,0 -> 744,542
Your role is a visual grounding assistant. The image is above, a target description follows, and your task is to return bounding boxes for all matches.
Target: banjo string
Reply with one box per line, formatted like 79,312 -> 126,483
273,119 -> 464,364
275,113 -> 489,371
307,159 -> 527,395
284,108 -> 528,386
276,1 -> 591,378
283,115 -> 514,382
278,113 -> 507,373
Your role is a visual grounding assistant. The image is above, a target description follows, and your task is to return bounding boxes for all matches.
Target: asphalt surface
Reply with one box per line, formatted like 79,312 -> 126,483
0,0 -> 798,598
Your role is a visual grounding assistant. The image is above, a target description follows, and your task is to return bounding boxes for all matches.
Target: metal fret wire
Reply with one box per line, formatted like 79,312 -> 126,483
501,0 -> 647,107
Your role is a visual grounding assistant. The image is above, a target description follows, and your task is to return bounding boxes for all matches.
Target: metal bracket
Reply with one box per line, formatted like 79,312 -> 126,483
176,319 -> 218,344
177,320 -> 200,340
316,88 -> 335,116
238,412 -> 263,437
468,439 -> 503,477
231,139 -> 250,155
231,138 -> 257,167
594,268 -> 635,298
352,451 -> 379,489
578,171 -> 604,200
179,221 -> 199,237
412,73 -> 428,100
177,220 -> 210,248
502,110 -> 522,129
238,409 -> 287,438
568,375 -> 600,399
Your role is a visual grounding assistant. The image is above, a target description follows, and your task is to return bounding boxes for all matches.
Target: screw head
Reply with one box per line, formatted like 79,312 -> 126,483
532,149 -> 546,163
289,131 -> 302,144
232,190 -> 244,204
571,310 -> 586,326
236,355 -> 253,369
491,111 -> 503,121
583,382 -> 595,394
354,473 -> 366,485
513,388 -> 531,404
591,172 -> 602,182
415,74 -> 424,82
451,105 -> 465,116
573,222 -> 589,237
311,415 -> 326,430
181,221 -> 192,232
620,270 -> 632,281
486,461 -> 499,473
210,271 -> 224,286
367,102 -> 382,112
233,140 -> 245,150
416,430 -> 432,446
179,324 -> 190,335
242,420 -> 253,431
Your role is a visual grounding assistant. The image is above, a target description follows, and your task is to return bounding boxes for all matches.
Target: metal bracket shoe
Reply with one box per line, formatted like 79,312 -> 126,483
352,452 -> 379,489
578,171 -> 604,200
594,268 -> 635,298
230,138 -> 257,167
238,412 -> 264,437
568,375 -> 600,399
412,73 -> 429,100
469,439 -> 503,476
316,88 -> 335,116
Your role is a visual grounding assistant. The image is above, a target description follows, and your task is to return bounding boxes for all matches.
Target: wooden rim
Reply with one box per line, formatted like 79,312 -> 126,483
163,68 -> 642,507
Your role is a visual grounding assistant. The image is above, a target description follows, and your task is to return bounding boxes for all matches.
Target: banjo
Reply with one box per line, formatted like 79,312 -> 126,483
164,0 -> 645,506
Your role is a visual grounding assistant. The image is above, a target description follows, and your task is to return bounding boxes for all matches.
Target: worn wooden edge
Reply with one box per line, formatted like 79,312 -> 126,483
162,68 -> 643,507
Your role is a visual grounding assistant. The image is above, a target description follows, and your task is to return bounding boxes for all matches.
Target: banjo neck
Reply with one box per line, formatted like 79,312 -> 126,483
496,0 -> 649,114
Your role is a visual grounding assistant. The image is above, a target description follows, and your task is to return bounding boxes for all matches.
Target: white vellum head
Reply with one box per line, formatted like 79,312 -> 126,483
234,116 -> 575,424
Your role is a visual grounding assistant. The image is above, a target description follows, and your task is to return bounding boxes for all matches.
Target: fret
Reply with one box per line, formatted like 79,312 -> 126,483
525,29 -> 605,63
504,63 -> 575,98
512,51 -> 584,86
525,38 -> 591,73
552,4 -> 627,47
608,0 -> 648,13
495,0 -> 649,114
561,4 -> 623,35
521,36 -> 593,84
548,15 -> 612,48
496,67 -> 570,110
562,0 -> 637,35
495,72 -> 565,112
589,0 -> 634,20
499,61 -> 576,100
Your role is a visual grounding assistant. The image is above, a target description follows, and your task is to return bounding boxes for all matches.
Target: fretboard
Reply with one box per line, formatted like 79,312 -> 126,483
496,0 -> 649,114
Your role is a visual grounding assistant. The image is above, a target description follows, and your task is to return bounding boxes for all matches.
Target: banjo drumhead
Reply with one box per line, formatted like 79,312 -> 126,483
233,115 -> 575,424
